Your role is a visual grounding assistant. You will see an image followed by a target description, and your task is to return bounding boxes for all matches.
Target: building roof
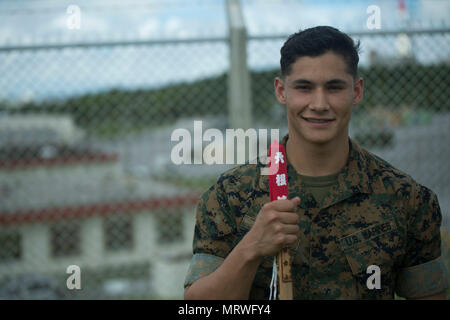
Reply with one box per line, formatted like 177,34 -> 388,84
0,145 -> 118,170
0,144 -> 200,225
0,193 -> 200,225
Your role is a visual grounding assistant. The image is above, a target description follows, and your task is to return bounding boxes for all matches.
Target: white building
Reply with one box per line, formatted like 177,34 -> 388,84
0,114 -> 85,147
0,115 -> 198,299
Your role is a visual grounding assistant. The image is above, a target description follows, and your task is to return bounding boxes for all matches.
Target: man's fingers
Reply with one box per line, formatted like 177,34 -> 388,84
277,211 -> 299,224
277,234 -> 298,246
266,197 -> 300,212
282,224 -> 300,235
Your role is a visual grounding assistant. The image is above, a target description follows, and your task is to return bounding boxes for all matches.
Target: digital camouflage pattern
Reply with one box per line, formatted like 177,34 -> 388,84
184,135 -> 449,299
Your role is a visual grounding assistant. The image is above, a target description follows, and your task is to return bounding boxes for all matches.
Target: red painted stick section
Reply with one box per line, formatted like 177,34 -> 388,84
268,140 -> 293,300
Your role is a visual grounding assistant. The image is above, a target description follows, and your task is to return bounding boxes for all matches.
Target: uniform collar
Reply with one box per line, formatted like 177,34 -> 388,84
255,134 -> 372,209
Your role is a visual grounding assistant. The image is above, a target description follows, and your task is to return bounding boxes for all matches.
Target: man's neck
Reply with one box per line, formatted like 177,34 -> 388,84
286,134 -> 349,177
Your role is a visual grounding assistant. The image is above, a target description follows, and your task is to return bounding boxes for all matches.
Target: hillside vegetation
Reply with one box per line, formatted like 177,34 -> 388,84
1,64 -> 448,137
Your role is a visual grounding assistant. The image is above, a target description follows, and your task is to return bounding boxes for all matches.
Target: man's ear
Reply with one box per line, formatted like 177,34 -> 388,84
274,77 -> 287,105
353,77 -> 364,106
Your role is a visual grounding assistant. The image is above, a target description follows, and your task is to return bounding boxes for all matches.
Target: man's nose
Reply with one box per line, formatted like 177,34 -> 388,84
309,89 -> 329,111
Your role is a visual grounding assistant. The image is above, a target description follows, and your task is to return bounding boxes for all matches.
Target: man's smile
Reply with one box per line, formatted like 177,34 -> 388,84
300,116 -> 335,126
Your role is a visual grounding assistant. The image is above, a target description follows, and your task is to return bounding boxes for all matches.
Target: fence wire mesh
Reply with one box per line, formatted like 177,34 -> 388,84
0,6 -> 449,299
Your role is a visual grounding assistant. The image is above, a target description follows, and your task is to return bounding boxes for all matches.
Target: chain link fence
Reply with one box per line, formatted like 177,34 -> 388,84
0,2 -> 449,300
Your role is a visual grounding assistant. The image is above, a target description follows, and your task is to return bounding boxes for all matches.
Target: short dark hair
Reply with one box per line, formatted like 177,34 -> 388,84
280,26 -> 361,78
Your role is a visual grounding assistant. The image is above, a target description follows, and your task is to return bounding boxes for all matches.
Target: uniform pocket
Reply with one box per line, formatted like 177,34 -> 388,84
343,240 -> 392,275
338,221 -> 404,299
339,219 -> 403,274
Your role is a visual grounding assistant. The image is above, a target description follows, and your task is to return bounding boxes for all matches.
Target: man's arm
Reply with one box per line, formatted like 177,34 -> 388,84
413,291 -> 446,300
184,233 -> 263,300
396,184 -> 449,299
185,198 -> 300,300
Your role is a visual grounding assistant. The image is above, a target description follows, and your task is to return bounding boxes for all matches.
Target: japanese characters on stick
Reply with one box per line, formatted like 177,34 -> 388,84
268,141 -> 293,300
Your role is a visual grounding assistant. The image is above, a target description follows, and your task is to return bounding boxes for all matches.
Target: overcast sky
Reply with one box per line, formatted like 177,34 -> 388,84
1,0 -> 449,43
0,0 -> 449,102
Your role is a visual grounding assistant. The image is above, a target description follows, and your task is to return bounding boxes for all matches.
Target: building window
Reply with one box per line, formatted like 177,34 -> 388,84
0,231 -> 21,263
155,209 -> 183,244
50,221 -> 81,258
104,215 -> 133,252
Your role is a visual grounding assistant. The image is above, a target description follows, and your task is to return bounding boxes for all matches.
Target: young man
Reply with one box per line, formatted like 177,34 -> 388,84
183,26 -> 448,299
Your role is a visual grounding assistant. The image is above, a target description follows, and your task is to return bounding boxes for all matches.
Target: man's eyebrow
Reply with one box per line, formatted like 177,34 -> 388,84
291,78 -> 348,86
326,79 -> 348,85
291,79 -> 313,85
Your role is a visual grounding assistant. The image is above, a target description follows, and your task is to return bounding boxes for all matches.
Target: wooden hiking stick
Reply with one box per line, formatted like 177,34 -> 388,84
277,248 -> 293,299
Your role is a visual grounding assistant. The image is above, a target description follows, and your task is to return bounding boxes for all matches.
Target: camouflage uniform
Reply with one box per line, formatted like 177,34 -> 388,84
184,135 -> 449,299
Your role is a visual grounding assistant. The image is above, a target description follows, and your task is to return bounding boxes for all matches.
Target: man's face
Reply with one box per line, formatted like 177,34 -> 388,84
275,51 -> 363,146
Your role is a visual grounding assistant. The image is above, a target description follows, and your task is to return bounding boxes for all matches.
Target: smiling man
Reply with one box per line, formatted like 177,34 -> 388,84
184,26 -> 448,300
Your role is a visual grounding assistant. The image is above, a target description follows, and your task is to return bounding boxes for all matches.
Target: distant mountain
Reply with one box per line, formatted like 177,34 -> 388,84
1,63 -> 448,137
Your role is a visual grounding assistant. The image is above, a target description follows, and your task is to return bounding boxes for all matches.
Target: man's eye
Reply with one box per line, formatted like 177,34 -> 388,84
296,86 -> 311,90
328,86 -> 343,90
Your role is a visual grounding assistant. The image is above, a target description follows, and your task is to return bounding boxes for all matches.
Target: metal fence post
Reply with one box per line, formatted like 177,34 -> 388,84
226,0 -> 252,130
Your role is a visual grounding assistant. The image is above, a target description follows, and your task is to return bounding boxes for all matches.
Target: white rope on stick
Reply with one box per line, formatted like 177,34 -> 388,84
269,256 -> 277,300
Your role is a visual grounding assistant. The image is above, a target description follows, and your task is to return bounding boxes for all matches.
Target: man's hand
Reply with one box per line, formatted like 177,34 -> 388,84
242,197 -> 300,259
184,197 -> 301,300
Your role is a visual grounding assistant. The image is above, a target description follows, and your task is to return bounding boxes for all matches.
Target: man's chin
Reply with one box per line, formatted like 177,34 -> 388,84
307,137 -> 333,145
299,132 -> 334,145
288,125 -> 341,146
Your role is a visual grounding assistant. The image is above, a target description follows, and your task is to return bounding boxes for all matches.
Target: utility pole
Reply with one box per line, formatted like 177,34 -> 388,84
226,0 -> 252,130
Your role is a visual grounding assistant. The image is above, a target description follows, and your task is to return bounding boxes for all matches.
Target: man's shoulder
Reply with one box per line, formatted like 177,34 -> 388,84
198,157 -> 269,209
194,161 -> 269,224
215,157 -> 266,191
361,147 -> 412,179
355,143 -> 426,197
